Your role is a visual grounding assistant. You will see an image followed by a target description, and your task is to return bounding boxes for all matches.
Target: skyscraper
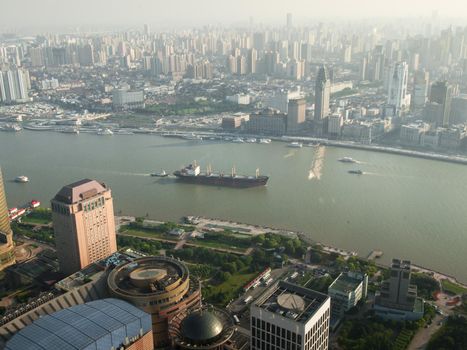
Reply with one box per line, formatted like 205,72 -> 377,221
412,70 -> 429,110
0,168 -> 15,270
51,179 -> 117,275
429,81 -> 453,127
387,61 -> 411,115
314,66 -> 331,121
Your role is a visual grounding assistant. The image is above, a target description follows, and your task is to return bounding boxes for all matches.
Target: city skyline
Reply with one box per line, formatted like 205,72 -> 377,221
2,0 -> 467,32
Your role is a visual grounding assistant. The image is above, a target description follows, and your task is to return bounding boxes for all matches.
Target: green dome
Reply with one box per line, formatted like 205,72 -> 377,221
180,310 -> 223,343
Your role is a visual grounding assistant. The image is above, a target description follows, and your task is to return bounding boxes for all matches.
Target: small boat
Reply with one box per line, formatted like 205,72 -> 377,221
287,142 -> 303,148
115,129 -> 134,135
183,133 -> 203,141
59,127 -> 79,134
339,157 -> 357,163
1,124 -> 22,132
232,137 -> 244,143
151,170 -> 168,177
348,170 -> 363,175
245,138 -> 257,143
15,176 -> 29,183
259,138 -> 271,144
97,128 -> 114,135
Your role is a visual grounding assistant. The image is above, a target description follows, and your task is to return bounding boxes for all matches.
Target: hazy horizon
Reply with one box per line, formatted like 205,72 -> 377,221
2,0 -> 467,32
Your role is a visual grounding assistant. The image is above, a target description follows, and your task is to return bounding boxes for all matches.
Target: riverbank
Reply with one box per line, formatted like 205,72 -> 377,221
119,214 -> 467,291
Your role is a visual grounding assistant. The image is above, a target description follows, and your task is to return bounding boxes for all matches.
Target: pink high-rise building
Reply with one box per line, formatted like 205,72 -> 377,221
51,179 -> 117,275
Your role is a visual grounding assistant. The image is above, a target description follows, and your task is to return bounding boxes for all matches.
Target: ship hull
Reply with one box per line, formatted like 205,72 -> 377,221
173,172 -> 268,188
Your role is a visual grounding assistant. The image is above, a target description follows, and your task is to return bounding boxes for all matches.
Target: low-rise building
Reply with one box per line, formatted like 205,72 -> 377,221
328,271 -> 368,327
246,109 -> 287,135
221,113 -> 249,130
400,122 -> 430,146
112,88 -> 145,110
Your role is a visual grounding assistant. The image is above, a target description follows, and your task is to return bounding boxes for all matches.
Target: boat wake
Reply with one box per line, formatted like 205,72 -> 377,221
284,151 -> 296,158
308,147 -> 326,180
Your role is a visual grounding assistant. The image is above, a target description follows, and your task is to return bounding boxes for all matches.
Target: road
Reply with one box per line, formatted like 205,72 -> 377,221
407,314 -> 444,350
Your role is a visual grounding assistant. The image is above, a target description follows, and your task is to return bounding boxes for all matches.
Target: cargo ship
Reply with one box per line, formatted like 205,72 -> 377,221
173,162 -> 269,188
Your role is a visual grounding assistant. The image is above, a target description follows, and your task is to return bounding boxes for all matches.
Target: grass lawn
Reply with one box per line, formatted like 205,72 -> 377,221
442,279 -> 467,295
120,228 -> 179,242
21,216 -> 52,225
189,239 -> 247,253
213,270 -> 257,295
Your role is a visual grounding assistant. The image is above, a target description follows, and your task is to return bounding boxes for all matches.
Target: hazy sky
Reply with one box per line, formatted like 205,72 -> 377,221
2,0 -> 467,30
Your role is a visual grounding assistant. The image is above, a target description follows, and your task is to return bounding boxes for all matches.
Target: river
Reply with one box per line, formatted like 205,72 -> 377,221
1,130 -> 467,282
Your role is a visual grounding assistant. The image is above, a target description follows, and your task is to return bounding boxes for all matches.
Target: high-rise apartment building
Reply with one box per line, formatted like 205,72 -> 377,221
286,13 -> 293,29
0,168 -> 15,270
314,66 -> 331,121
429,81 -> 453,127
251,281 -> 330,350
51,179 -> 117,275
0,69 -> 30,103
387,62 -> 411,115
412,70 -> 429,110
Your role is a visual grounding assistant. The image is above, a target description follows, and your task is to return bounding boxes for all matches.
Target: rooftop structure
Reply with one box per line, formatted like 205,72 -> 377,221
5,298 -> 153,350
169,306 -> 236,349
251,281 -> 330,350
108,256 -> 201,348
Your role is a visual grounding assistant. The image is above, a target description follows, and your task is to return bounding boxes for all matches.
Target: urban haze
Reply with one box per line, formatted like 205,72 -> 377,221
0,1 -> 467,350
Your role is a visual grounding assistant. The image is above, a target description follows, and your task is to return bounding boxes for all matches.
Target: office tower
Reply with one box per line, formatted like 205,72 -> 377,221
314,66 -> 331,121
387,62 -> 411,114
5,299 -> 154,350
287,98 -> 306,132
51,179 -> 117,275
250,281 -> 330,350
412,70 -> 429,110
450,95 -> 467,124
359,56 -> 368,81
108,256 -> 202,348
169,306 -> 236,349
0,69 -> 30,103
286,13 -> 293,29
0,168 -> 15,270
374,259 -> 424,320
430,81 -> 453,127
342,45 -> 352,63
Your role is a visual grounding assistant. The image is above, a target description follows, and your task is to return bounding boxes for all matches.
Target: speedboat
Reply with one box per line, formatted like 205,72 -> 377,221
348,170 -> 363,175
287,142 -> 303,148
339,157 -> 357,163
151,170 -> 168,177
97,128 -> 114,135
15,176 -> 29,183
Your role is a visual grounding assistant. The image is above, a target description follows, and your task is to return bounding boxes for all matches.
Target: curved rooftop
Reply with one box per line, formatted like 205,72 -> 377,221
107,256 -> 189,297
5,298 -> 152,350
181,310 -> 223,343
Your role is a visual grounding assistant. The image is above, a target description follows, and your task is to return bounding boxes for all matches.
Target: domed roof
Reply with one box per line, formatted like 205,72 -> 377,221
180,310 -> 223,343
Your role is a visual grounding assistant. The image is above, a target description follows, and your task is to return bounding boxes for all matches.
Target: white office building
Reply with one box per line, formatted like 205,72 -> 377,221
250,281 -> 330,350
112,88 -> 145,110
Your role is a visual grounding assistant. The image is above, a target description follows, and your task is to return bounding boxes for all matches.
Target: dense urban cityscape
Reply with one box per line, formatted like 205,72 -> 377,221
1,1 -> 467,349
